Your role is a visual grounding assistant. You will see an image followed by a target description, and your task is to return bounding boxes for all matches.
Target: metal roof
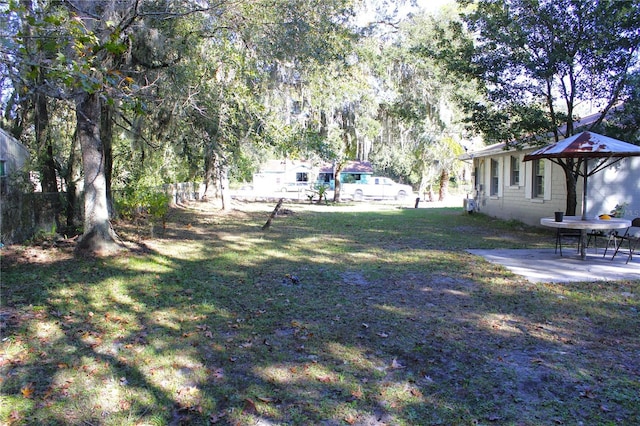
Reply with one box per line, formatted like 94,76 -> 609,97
458,142 -> 510,160
461,107 -> 632,161
523,131 -> 640,161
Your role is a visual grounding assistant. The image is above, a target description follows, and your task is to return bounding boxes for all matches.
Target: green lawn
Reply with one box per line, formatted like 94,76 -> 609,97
1,201 -> 639,425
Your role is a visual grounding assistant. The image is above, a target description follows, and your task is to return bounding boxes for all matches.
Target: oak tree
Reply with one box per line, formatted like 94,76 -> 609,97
449,0 -> 640,214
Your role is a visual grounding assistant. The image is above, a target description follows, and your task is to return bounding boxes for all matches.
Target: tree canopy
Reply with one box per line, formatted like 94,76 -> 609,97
451,0 -> 640,144
434,0 -> 640,214
3,0 -> 640,248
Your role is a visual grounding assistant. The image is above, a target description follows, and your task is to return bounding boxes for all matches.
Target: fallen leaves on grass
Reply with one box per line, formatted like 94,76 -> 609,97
210,410 -> 227,424
317,375 -> 334,383
390,358 -> 405,369
344,413 -> 358,425
4,204 -> 639,426
579,388 -> 596,399
208,367 -> 225,382
9,410 -> 22,422
20,383 -> 34,398
410,387 -> 423,398
242,398 -> 258,415
350,387 -> 364,401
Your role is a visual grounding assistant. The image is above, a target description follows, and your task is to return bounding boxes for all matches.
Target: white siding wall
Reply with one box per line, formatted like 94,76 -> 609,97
473,152 -> 572,226
587,156 -> 640,220
0,128 -> 30,174
467,145 -> 639,227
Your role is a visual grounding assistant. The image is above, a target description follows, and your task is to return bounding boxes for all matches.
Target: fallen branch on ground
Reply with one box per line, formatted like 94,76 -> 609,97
262,198 -> 284,230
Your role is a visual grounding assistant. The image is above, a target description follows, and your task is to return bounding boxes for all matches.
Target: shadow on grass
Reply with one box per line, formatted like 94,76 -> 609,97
1,204 -> 638,425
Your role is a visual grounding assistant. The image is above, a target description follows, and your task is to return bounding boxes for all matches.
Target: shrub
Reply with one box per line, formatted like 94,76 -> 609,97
115,187 -> 170,225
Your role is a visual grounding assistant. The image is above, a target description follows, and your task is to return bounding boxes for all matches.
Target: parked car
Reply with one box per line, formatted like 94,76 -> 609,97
342,177 -> 413,201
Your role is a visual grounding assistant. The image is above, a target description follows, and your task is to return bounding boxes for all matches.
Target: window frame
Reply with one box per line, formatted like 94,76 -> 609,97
510,155 -> 520,187
490,158 -> 500,196
532,159 -> 545,198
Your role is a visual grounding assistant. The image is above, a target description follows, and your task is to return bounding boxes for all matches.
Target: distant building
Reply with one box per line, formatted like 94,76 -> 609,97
0,128 -> 30,195
252,159 -> 317,193
252,160 -> 376,192
317,161 -> 374,189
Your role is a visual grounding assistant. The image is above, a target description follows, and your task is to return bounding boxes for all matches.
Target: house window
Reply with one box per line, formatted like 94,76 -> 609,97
296,172 -> 308,182
318,172 -> 331,183
342,173 -> 361,183
474,166 -> 480,191
291,101 -> 302,115
510,155 -> 520,186
490,159 -> 499,196
532,159 -> 545,198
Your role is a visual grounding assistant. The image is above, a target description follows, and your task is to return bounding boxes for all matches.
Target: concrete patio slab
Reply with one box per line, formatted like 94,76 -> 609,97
468,248 -> 640,283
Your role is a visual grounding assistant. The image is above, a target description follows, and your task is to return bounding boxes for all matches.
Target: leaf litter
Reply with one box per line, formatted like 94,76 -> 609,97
1,201 -> 638,425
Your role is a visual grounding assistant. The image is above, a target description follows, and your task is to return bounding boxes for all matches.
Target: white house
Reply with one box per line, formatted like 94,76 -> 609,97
460,141 -> 640,226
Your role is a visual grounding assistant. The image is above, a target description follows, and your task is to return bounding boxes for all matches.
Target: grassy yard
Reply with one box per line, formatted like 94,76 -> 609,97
1,201 -> 639,425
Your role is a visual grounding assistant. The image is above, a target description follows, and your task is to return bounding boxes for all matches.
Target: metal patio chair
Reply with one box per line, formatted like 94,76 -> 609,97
555,228 -> 582,256
608,217 -> 640,264
586,229 -> 619,256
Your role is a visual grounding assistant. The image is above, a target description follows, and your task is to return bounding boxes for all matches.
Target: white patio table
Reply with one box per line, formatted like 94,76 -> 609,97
541,215 -> 631,260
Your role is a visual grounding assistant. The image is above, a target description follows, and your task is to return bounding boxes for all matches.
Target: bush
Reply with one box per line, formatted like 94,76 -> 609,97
115,187 -> 170,224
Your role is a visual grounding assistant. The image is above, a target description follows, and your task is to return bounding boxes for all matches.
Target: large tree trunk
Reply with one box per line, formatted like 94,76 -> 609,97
333,163 -> 344,202
35,93 -> 58,194
101,102 -> 115,218
75,93 -> 120,254
34,88 -> 64,231
221,172 -> 230,211
216,154 -> 230,210
25,0 -> 58,196
563,159 -> 578,216
438,169 -> 449,201
203,143 -> 223,205
65,132 -> 81,228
